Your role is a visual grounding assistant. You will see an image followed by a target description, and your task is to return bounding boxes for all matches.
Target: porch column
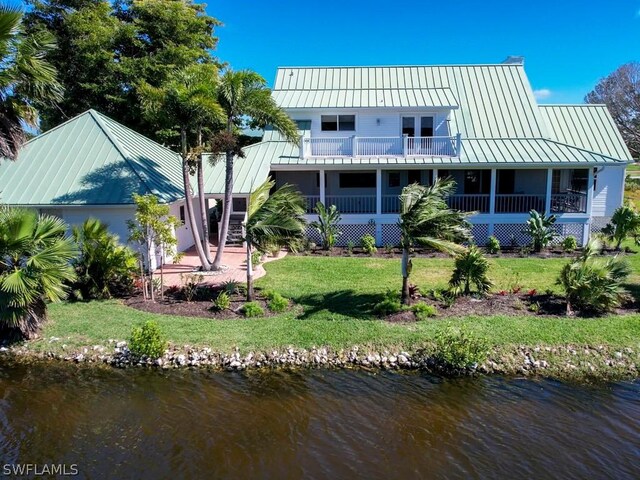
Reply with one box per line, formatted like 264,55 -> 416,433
375,168 -> 382,245
545,168 -> 553,214
584,168 -> 596,246
489,168 -> 497,215
319,169 -> 326,208
432,169 -> 438,184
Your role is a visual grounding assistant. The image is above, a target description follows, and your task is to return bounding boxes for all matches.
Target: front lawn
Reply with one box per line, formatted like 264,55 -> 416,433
36,254 -> 640,354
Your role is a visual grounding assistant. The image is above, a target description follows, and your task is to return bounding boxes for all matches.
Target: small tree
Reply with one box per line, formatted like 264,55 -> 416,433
601,204 -> 640,250
128,194 -> 181,301
309,202 -> 341,250
244,178 -> 306,301
449,246 -> 493,296
523,210 -> 556,252
399,179 -> 471,305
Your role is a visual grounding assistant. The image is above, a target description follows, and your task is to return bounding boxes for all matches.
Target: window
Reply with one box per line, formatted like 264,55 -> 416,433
464,170 -> 490,194
408,170 -> 422,185
420,117 -> 434,137
339,172 -> 376,188
402,117 -> 415,137
570,169 -> 588,193
497,170 -> 515,194
179,206 -> 185,223
321,115 -> 356,131
388,172 -> 401,188
232,198 -> 247,212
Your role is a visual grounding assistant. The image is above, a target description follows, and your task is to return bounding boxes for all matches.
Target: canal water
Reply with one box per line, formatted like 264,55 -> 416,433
0,362 -> 638,479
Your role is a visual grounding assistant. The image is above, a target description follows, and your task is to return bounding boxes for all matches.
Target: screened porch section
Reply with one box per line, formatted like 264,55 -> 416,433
271,168 -> 591,216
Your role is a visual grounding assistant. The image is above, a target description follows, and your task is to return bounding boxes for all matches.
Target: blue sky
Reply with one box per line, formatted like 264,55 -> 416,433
209,0 -> 639,104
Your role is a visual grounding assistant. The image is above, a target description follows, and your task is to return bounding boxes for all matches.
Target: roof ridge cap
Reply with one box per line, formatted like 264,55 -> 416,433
89,110 -> 155,197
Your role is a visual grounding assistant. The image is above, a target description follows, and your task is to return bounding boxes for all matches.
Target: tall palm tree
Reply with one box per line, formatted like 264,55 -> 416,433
244,178 -> 306,301
211,70 -> 299,270
0,207 -> 77,340
0,4 -> 62,160
139,63 -> 223,270
399,178 -> 471,304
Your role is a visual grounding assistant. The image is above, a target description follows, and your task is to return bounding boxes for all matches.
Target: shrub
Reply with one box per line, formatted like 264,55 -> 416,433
251,250 -> 262,268
448,246 -> 493,296
129,321 -> 166,359
0,208 -> 77,340
71,218 -> 137,300
221,280 -> 244,296
433,324 -> 490,371
310,202 -> 341,250
601,204 -> 640,250
211,291 -> 231,311
180,273 -> 204,302
561,235 -> 578,252
360,234 -> 377,255
485,235 -> 500,254
557,239 -> 631,314
373,289 -> 402,316
412,302 -> 436,320
384,243 -> 395,256
408,283 -> 420,299
346,240 -> 355,256
241,301 -> 264,318
523,210 -> 557,252
267,292 -> 289,313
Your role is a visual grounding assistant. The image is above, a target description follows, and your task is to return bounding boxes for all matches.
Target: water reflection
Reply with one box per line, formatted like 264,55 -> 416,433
0,362 -> 638,479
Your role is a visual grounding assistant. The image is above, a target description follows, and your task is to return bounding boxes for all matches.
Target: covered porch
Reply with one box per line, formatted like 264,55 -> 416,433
272,167 -> 591,216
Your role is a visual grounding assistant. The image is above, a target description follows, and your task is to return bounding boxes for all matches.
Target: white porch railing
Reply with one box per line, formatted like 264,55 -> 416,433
304,195 -> 321,214
551,193 -> 587,213
300,134 -> 460,158
324,195 -> 376,214
303,191 -> 587,215
495,194 -> 546,213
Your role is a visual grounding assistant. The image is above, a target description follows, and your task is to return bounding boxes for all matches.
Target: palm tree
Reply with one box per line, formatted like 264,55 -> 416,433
139,63 -> 223,270
0,4 -> 63,160
211,70 -> 299,270
0,207 -> 77,340
244,178 -> 306,301
399,178 -> 471,304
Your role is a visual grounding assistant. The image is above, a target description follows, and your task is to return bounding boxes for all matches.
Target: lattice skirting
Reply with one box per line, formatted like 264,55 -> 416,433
381,224 -> 401,246
471,224 -> 489,246
590,217 -> 611,234
306,225 -> 376,247
493,223 -> 584,247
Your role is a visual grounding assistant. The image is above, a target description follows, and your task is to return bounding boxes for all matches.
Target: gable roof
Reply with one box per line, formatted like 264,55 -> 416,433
0,110 -> 184,205
274,64 -> 548,139
540,104 -> 633,160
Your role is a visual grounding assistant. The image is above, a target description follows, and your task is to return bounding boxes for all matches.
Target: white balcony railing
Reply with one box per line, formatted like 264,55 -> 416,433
324,195 -> 376,214
300,134 -> 461,158
551,193 -> 587,213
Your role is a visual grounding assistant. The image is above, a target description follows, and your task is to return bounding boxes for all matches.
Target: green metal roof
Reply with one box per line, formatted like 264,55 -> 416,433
274,65 -> 548,139
540,104 -> 633,160
0,110 -> 184,205
272,87 -> 458,109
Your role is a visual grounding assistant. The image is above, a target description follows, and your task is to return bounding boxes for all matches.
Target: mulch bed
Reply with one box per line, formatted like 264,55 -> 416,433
124,288 -> 289,320
386,292 -> 639,323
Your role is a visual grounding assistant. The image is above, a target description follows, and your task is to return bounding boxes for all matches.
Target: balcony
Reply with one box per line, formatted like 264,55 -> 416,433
300,134 -> 461,158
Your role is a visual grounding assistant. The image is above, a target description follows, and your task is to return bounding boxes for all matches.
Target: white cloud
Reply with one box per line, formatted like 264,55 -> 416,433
533,88 -> 552,100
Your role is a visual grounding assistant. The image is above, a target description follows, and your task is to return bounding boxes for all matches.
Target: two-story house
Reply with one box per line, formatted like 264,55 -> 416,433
203,58 -> 632,247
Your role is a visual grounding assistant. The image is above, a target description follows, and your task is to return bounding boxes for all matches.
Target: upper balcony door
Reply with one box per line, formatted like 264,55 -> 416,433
402,116 -> 438,156
402,116 -> 434,137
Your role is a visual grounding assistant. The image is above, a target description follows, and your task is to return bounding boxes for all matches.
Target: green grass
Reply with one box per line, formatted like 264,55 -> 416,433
37,252 -> 640,354
627,163 -> 640,173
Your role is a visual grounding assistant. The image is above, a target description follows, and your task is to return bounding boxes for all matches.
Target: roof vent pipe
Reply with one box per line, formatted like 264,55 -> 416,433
502,56 -> 525,65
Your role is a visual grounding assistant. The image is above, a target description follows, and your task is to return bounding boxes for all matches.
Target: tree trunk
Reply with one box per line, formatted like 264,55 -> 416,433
160,247 -> 164,301
212,121 -> 235,270
181,128 -> 211,270
139,255 -> 147,301
401,248 -> 410,305
196,127 -> 212,264
246,243 -> 254,302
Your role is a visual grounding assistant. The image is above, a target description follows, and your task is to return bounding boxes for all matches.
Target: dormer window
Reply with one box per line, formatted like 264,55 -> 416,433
321,115 -> 355,132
